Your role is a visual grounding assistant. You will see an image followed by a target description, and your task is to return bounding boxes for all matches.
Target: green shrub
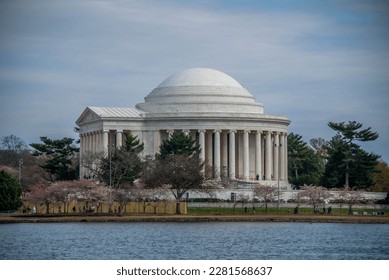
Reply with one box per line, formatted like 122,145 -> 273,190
0,170 -> 22,211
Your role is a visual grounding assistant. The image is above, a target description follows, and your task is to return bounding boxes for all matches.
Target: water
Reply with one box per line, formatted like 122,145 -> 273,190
0,222 -> 388,260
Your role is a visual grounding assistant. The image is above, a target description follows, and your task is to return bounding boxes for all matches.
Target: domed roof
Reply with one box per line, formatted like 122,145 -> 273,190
158,68 -> 243,88
136,68 -> 264,115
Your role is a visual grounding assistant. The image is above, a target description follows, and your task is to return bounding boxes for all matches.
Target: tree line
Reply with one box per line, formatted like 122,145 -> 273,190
0,120 -> 388,212
242,184 -> 370,215
288,121 -> 387,191
0,131 -> 209,213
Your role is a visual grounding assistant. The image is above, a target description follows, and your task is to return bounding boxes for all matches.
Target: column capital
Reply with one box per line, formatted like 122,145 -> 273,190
213,129 -> 222,134
116,129 -> 123,133
103,129 -> 109,133
256,130 -> 262,135
182,129 -> 190,135
229,129 -> 237,134
243,129 -> 251,134
198,129 -> 206,133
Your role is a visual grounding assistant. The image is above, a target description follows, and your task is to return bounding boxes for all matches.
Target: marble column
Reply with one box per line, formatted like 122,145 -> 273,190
205,131 -> 213,171
221,131 -> 228,178
182,129 -> 190,136
84,133 -> 88,153
80,134 -> 84,155
96,131 -> 101,153
229,130 -> 236,179
243,130 -> 250,181
88,133 -> 92,154
280,132 -> 285,180
265,131 -> 272,180
116,130 -> 123,148
214,130 -> 221,180
255,131 -> 262,180
92,131 -> 97,154
273,132 -> 280,181
90,133 -> 94,175
154,131 -> 161,155
198,130 -> 206,172
79,134 -> 84,179
103,130 -> 109,156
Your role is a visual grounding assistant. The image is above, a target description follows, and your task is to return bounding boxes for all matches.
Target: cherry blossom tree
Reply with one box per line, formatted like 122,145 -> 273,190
112,189 -> 133,214
233,193 -> 251,214
73,179 -> 108,212
300,184 -> 331,213
49,181 -> 79,213
334,186 -> 363,214
26,183 -> 55,214
143,187 -> 171,214
252,184 -> 278,214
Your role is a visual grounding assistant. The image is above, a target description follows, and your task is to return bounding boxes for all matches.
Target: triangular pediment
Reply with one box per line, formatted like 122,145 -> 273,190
76,107 -> 101,125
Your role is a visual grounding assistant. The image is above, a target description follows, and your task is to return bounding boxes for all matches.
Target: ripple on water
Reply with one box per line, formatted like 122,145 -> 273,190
0,222 -> 388,260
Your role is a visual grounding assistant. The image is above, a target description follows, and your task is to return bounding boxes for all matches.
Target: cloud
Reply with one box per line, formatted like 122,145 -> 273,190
0,0 -> 388,161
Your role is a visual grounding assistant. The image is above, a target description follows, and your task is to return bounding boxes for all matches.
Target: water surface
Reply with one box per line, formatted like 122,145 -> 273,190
1,222 -> 388,259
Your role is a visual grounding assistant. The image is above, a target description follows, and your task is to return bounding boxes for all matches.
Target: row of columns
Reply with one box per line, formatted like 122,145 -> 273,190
80,128 -> 288,182
79,130 -> 124,178
197,129 -> 288,182
80,130 -> 124,156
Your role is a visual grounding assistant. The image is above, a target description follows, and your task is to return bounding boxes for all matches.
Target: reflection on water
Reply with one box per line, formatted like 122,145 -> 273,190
0,222 -> 388,260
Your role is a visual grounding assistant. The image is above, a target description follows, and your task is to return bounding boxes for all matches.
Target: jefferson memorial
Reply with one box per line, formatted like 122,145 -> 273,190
76,68 -> 290,186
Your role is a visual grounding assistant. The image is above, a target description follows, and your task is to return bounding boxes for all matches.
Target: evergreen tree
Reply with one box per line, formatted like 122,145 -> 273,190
143,131 -> 206,213
0,170 -> 23,211
98,132 -> 144,189
30,137 -> 79,181
159,131 -> 198,158
322,121 -> 380,189
288,133 -> 324,188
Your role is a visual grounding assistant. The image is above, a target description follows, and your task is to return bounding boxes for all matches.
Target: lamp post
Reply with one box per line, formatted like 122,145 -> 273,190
109,145 -> 112,189
274,143 -> 281,209
108,144 -> 115,213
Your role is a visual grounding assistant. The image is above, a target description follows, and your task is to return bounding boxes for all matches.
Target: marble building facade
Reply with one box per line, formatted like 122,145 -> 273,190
76,68 -> 290,187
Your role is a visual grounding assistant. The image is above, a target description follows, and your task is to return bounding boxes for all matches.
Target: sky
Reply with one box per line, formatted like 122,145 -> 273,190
0,0 -> 388,161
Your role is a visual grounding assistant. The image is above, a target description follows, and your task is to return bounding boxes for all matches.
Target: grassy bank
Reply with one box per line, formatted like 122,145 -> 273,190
188,206 -> 389,216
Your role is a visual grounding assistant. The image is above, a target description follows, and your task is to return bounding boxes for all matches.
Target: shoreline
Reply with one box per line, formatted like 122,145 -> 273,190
0,214 -> 388,224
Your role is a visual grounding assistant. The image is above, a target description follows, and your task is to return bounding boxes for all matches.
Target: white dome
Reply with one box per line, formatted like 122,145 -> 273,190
136,68 -> 263,114
158,68 -> 243,88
